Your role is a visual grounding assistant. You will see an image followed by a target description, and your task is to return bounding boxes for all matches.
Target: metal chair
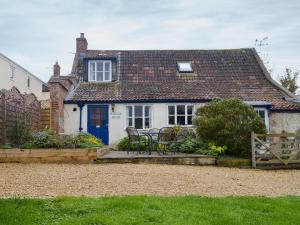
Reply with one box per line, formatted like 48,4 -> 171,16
157,127 -> 175,155
126,127 -> 147,154
172,127 -> 190,154
148,128 -> 160,152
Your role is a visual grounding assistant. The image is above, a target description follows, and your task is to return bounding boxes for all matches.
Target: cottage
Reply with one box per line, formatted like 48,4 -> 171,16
48,33 -> 300,145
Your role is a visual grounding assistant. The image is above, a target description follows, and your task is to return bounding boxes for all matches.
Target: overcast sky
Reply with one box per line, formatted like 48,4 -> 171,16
0,0 -> 299,82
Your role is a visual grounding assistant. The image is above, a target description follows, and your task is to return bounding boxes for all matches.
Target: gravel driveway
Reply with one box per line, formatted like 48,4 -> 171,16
0,163 -> 299,197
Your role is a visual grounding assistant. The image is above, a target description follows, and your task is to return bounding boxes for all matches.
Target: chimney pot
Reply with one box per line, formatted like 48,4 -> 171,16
53,61 -> 60,77
80,33 -> 84,38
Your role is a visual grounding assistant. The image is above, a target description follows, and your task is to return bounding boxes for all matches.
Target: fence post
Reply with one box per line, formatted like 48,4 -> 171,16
251,131 -> 256,168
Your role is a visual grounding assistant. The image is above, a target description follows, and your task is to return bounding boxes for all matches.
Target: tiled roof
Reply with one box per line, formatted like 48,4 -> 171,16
66,48 -> 300,111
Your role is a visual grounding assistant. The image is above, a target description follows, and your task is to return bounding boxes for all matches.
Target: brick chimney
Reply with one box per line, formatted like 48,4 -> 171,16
48,61 -> 73,133
76,33 -> 88,53
53,61 -> 60,77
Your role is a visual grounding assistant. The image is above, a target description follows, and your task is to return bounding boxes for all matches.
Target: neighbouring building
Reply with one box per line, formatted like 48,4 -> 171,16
0,52 -> 49,100
49,33 -> 300,145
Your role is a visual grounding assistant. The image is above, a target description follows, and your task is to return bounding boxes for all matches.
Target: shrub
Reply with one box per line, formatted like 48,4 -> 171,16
171,137 -> 208,154
11,113 -> 32,147
32,129 -> 60,148
194,98 -> 266,158
208,143 -> 227,156
73,132 -> 103,148
117,136 -> 148,151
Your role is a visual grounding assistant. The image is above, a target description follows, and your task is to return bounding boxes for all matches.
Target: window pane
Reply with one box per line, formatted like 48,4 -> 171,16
169,116 -> 175,125
127,118 -> 132,127
145,106 -> 151,117
145,118 -> 150,129
126,106 -> 132,117
104,62 -> 110,71
105,71 -> 110,80
187,106 -> 193,115
177,116 -> 185,125
97,71 -> 103,81
187,116 -> 193,125
177,105 -> 185,115
135,106 -> 143,117
168,106 -> 175,115
258,110 -> 265,119
89,62 -> 95,80
90,108 -> 100,126
178,62 -> 192,72
97,62 -> 103,71
135,118 -> 143,129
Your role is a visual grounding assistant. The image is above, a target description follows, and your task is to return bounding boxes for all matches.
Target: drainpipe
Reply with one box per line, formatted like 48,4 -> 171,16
77,103 -> 85,132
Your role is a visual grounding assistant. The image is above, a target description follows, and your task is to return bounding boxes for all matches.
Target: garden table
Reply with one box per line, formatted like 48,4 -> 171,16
139,130 -> 160,155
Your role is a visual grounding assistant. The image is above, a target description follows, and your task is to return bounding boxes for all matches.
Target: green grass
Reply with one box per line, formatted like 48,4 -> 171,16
0,196 -> 299,225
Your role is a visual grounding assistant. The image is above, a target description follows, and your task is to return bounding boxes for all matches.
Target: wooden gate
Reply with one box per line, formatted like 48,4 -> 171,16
40,100 -> 51,129
251,131 -> 300,168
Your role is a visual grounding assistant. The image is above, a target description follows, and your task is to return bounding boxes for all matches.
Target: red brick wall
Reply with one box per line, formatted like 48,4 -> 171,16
48,76 -> 75,133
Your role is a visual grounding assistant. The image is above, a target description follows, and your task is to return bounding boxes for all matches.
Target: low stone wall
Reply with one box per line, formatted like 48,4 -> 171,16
97,153 -> 216,166
0,148 -> 97,163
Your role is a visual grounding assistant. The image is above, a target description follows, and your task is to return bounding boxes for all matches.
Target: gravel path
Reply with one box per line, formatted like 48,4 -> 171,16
0,163 -> 299,197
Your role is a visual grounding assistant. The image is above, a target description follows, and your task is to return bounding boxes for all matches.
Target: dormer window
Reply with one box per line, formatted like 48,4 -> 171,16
88,60 -> 112,82
177,62 -> 193,72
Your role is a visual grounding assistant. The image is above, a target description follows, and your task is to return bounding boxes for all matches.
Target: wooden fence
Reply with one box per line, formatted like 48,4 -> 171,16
251,131 -> 300,168
0,87 -> 41,145
41,99 -> 51,129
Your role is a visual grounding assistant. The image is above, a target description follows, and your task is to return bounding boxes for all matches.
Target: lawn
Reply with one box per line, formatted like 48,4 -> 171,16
0,196 -> 299,225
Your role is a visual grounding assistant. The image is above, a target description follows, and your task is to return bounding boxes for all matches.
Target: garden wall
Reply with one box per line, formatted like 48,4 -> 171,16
269,112 -> 300,133
0,148 -> 97,163
0,87 -> 41,145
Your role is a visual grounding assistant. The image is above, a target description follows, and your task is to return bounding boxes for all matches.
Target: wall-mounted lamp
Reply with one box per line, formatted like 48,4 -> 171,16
111,103 -> 115,112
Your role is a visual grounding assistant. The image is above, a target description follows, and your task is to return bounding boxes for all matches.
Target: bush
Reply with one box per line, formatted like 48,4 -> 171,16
208,143 -> 227,156
73,132 -> 103,148
32,129 -> 60,148
170,137 -> 207,153
117,136 -> 148,151
194,98 -> 266,158
11,113 -> 32,147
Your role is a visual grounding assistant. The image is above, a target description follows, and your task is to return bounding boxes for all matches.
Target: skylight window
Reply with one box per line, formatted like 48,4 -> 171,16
178,62 -> 193,72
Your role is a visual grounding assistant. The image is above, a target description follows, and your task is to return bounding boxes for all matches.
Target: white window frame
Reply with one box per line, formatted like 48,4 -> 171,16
27,77 -> 31,89
9,64 -> 15,80
125,105 -> 152,130
254,107 -> 269,132
88,60 -> 112,82
168,104 -> 194,126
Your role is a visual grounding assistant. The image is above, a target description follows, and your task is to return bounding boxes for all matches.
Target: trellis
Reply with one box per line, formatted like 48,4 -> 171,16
251,131 -> 300,168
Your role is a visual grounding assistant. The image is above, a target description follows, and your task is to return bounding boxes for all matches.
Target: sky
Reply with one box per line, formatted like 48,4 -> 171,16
0,0 -> 299,83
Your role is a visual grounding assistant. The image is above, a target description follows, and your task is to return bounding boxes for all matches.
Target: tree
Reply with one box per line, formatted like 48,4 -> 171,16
194,99 -> 266,158
279,68 -> 299,94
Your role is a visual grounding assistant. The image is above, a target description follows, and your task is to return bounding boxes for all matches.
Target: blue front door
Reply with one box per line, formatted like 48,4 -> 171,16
87,105 -> 109,145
